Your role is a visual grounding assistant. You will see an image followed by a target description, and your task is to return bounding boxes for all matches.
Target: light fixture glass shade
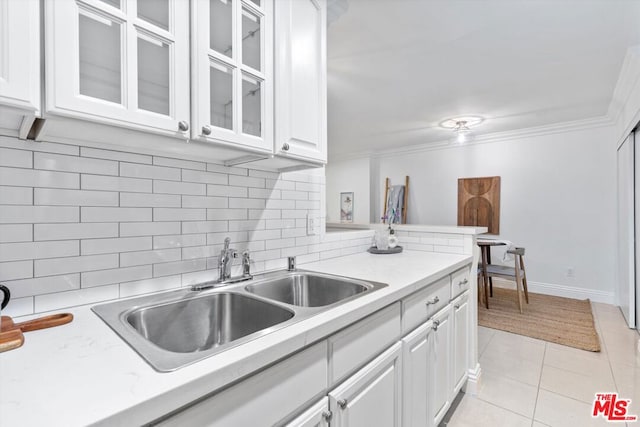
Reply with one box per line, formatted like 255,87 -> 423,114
453,120 -> 473,144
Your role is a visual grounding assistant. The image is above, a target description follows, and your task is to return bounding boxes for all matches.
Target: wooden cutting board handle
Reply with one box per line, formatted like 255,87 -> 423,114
12,313 -> 73,332
0,329 -> 24,353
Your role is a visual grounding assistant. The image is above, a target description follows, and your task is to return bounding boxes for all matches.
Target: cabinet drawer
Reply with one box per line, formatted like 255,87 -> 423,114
402,276 -> 450,334
450,266 -> 471,298
157,342 -> 328,427
329,303 -> 401,386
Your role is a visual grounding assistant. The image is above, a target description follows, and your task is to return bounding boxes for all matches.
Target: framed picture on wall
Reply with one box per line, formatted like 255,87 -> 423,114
340,192 -> 354,223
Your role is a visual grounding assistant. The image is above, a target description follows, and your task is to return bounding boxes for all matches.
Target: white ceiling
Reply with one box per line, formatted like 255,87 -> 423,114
327,0 -> 640,159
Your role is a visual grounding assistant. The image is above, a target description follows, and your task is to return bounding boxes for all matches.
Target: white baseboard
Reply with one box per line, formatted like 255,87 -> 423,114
464,363 -> 482,396
492,278 -> 615,304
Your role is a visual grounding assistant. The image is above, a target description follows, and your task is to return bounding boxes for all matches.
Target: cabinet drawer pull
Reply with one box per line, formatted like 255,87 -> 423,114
432,320 -> 440,331
425,296 -> 440,306
458,278 -> 469,286
337,399 -> 348,409
322,410 -> 332,421
202,125 -> 212,135
282,142 -> 290,151
454,304 -> 460,309
178,121 -> 190,132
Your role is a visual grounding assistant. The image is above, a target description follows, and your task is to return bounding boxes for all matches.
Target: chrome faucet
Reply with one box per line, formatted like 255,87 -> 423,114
218,237 -> 237,282
191,238 -> 253,291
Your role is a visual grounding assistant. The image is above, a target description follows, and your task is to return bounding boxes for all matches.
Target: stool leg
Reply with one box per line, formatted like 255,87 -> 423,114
520,254 -> 529,303
515,257 -> 523,313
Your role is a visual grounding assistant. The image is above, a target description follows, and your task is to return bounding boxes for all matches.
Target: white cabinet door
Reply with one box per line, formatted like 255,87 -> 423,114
452,291 -> 470,394
430,304 -> 453,427
191,0 -> 273,154
274,0 -> 327,163
329,342 -> 402,427
45,0 -> 190,138
0,0 -> 40,136
286,397 -> 331,427
401,319 -> 433,427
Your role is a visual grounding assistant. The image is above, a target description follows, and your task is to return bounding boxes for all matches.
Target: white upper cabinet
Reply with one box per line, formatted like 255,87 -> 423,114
191,0 -> 273,154
274,0 -> 327,163
44,0 -> 190,138
0,0 -> 40,137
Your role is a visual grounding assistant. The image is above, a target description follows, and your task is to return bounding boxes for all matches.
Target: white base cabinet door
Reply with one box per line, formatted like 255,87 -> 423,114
329,342 -> 402,427
452,291 -> 470,394
430,304 -> 453,426
286,397 -> 331,427
274,0 -> 327,163
401,319 -> 434,427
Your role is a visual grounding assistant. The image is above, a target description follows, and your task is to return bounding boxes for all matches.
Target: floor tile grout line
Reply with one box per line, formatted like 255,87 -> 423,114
531,342 -> 547,426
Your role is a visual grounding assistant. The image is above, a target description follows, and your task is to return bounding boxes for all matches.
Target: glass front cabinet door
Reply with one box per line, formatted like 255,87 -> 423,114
191,0 -> 273,154
44,0 -> 190,138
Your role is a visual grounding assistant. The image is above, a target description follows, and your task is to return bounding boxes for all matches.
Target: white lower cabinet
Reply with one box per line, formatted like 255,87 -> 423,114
452,291 -> 470,394
401,318 -> 433,427
431,304 -> 453,426
286,397 -> 331,427
328,342 -> 403,427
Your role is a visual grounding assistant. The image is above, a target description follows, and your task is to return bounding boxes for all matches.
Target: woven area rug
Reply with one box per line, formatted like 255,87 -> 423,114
478,287 -> 601,352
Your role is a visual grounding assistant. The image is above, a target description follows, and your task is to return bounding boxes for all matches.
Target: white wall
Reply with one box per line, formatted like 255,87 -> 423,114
325,157 -> 370,224
367,125 -> 616,302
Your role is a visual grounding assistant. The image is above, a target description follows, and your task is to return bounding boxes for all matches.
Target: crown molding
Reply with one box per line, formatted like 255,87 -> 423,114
329,115 -> 614,162
607,45 -> 640,125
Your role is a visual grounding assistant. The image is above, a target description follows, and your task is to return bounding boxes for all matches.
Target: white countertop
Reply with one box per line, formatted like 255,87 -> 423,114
0,250 -> 471,427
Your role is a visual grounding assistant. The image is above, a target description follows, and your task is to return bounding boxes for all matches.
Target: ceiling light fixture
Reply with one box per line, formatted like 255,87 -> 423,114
439,116 -> 484,144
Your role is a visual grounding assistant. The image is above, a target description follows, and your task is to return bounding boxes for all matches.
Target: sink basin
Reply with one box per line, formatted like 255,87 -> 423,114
126,293 -> 294,353
245,272 -> 383,307
92,270 -> 387,371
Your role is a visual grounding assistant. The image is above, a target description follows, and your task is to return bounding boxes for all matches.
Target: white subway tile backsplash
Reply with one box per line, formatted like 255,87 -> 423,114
266,179 -> 295,190
80,147 -> 152,164
34,188 -> 119,206
251,229 -> 281,241
82,175 -> 151,193
249,169 -> 279,179
229,198 -> 265,209
229,219 -> 264,231
153,234 -> 206,249
120,162 -> 181,181
207,209 -> 248,220
5,274 -> 80,298
81,265 -> 152,288
154,180 -> 206,195
35,254 -> 118,276
265,199 -> 295,210
295,182 -> 321,192
281,191 -> 308,200
154,156 -> 206,171
207,163 -> 247,176
0,224 -> 32,243
0,186 -> 33,205
207,231 -> 249,245
266,238 -> 295,250
181,245 -> 215,260
182,269 -> 218,286
154,258 -> 206,277
154,208 -> 206,221
120,192 -> 181,208
182,221 -> 227,234
0,260 -> 33,281
0,205 -> 79,223
207,184 -> 248,197
35,223 -> 118,241
0,241 -> 79,262
120,221 -> 181,237
35,285 -> 119,312
296,200 -> 320,210
282,210 -> 308,219
281,228 -> 307,238
229,175 -> 265,188
2,296 -> 34,317
182,195 -> 227,209
81,207 -> 152,223
265,219 -> 295,229
0,147 -> 32,168
182,169 -> 227,185
120,275 -> 181,298
0,136 -> 78,155
81,237 -> 152,255
249,209 -> 280,220
120,248 -> 181,267
248,188 -> 280,199
35,153 -> 118,175
0,167 -> 79,189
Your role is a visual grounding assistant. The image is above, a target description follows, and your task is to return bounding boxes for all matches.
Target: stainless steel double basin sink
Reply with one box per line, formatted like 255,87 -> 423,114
92,270 -> 387,372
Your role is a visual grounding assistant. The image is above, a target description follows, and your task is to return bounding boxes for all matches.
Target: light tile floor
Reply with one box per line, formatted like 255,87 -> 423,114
441,302 -> 640,427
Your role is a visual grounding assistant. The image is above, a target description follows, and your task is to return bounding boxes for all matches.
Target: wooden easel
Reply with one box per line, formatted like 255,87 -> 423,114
382,176 -> 409,224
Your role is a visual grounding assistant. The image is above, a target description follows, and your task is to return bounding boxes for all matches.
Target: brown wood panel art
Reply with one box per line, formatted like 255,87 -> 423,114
457,176 -> 500,234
